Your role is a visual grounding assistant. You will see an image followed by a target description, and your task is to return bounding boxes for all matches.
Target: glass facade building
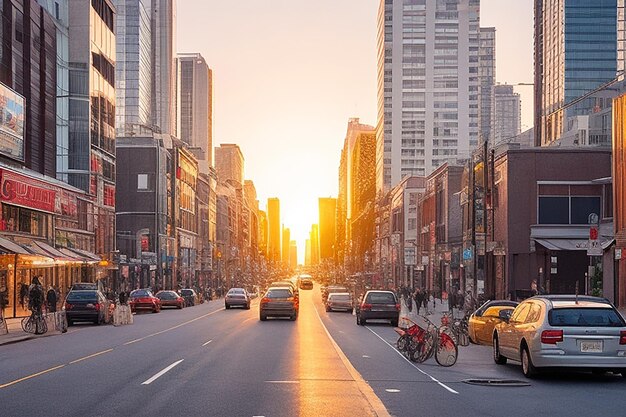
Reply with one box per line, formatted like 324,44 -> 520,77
376,0 -> 481,195
536,0 -> 619,146
115,0 -> 152,136
494,84 -> 521,144
68,0 -> 116,257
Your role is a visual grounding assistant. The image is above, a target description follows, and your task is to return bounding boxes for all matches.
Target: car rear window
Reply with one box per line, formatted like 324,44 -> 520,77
330,294 -> 351,301
158,292 -> 176,299
366,292 -> 396,304
267,289 -> 292,298
67,291 -> 97,301
548,308 -> 625,327
329,287 -> 348,293
228,289 -> 245,294
131,290 -> 149,298
180,289 -> 194,296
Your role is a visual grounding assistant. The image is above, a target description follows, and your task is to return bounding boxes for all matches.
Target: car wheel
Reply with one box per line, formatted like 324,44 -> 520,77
521,345 -> 537,378
391,319 -> 399,327
246,304 -> 251,310
260,314 -> 267,321
325,307 -> 331,312
290,313 -> 297,321
225,304 -> 230,309
493,335 -> 507,365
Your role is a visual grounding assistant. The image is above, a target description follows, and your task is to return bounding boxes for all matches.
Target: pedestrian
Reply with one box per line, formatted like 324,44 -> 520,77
414,288 -> 423,315
46,286 -> 57,313
422,289 -> 429,312
19,282 -> 29,309
531,279 -> 539,296
28,276 -> 44,315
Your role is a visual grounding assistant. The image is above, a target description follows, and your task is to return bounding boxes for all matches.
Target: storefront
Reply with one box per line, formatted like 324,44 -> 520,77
0,167 -> 102,318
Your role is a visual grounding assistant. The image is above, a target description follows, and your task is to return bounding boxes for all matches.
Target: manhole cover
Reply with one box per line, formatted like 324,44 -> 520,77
463,379 -> 530,387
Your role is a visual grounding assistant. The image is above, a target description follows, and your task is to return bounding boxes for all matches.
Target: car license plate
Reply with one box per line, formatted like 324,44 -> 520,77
580,340 -> 603,353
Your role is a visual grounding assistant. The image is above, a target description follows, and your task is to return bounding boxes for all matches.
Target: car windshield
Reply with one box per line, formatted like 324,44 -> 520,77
548,308 -> 625,327
131,290 -> 150,298
267,289 -> 292,299
366,292 -> 395,304
157,292 -> 176,299
66,291 -> 97,301
330,294 -> 351,301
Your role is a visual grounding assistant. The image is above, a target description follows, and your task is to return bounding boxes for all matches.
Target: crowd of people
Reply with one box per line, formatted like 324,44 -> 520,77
394,285 -> 475,316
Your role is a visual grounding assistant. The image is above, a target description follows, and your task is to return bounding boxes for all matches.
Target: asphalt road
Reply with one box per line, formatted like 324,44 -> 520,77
0,285 -> 624,417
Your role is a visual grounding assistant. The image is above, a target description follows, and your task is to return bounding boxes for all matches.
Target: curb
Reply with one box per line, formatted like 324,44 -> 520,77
0,335 -> 34,346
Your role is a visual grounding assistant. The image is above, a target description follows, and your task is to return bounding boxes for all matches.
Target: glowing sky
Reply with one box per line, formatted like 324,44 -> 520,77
177,0 -> 533,262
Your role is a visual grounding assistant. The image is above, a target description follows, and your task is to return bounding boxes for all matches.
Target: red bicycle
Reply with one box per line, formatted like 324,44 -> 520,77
395,316 -> 458,366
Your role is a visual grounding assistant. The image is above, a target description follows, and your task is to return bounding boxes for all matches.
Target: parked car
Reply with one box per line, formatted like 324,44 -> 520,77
225,288 -> 251,309
259,287 -> 298,321
493,295 -> 626,378
129,289 -> 161,313
64,290 -> 108,325
180,289 -> 201,307
468,300 -> 519,345
156,290 -> 185,309
355,290 -> 400,326
325,292 -> 353,312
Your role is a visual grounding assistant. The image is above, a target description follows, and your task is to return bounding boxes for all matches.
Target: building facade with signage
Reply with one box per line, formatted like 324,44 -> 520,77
484,147 -> 612,300
613,93 -> 626,308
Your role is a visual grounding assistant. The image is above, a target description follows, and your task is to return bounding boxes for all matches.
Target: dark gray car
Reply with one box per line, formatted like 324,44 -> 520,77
355,290 -> 399,326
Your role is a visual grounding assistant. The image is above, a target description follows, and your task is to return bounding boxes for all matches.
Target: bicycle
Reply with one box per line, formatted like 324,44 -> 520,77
21,310 -> 48,335
395,315 -> 458,366
444,312 -> 470,347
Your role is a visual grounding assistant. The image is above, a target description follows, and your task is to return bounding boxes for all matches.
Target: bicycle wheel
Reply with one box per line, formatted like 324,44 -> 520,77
435,333 -> 458,367
34,316 -> 47,335
22,317 -> 34,333
397,334 -> 410,352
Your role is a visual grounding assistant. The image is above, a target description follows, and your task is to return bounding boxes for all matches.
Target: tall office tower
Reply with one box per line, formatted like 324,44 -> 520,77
176,53 -> 213,172
289,241 -> 298,269
215,144 -> 244,186
494,85 -> 522,145
535,0 -> 619,146
267,198 -> 281,263
305,239 -> 311,266
310,224 -> 320,266
37,0 -> 70,181
318,198 -> 337,262
258,210 -> 268,257
68,0 -> 117,257
282,227 -> 291,266
376,0 -> 480,195
479,27 -> 496,145
151,0 -> 176,135
114,0 -> 153,137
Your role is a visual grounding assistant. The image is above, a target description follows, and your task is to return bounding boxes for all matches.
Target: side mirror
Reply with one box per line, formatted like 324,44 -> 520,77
499,309 -> 513,322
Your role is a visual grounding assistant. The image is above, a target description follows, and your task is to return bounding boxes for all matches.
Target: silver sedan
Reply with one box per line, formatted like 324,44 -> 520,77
492,295 -> 626,378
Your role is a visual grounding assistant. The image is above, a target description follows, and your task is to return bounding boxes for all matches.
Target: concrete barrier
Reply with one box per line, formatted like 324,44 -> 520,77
113,305 -> 133,326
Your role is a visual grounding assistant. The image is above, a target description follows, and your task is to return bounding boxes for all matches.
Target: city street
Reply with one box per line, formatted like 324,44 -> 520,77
0,285 -> 624,417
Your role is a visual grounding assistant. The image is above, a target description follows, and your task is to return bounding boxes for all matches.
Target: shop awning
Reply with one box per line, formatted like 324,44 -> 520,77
59,248 -> 92,262
534,238 -> 614,251
34,241 -> 81,262
69,248 -> 101,262
0,236 -> 30,255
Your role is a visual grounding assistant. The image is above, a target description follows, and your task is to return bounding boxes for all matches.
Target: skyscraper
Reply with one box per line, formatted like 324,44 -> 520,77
115,0 -> 153,137
267,198 -> 281,263
289,241 -> 298,269
282,227 -> 291,267
494,85 -> 521,144
318,198 -> 336,262
535,0 -> 619,146
176,53 -> 213,172
151,0 -> 176,136
376,0 -> 480,195
310,224 -> 320,266
215,144 -> 244,186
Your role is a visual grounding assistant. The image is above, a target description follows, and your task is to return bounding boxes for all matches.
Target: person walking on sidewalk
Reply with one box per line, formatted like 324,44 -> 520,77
46,287 -> 57,313
414,288 -> 423,315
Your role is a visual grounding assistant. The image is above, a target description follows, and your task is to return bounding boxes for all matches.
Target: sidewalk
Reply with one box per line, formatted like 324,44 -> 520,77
0,313 -> 67,346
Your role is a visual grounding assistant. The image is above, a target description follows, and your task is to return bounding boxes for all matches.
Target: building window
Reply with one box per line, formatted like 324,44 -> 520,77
538,197 -> 569,224
138,174 -> 150,191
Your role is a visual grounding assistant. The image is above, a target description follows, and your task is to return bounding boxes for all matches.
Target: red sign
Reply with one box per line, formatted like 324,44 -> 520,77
0,169 -> 56,213
590,227 -> 598,240
141,235 -> 149,251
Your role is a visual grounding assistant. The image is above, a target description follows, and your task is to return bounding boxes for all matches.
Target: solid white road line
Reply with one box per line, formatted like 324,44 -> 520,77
141,359 -> 184,385
314,305 -> 392,417
202,339 -> 213,347
365,327 -> 459,394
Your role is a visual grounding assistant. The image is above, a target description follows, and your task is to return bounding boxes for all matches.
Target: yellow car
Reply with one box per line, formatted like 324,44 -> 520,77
468,301 -> 518,345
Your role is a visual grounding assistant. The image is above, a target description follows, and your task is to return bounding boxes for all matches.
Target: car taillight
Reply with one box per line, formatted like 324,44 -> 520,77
620,331 -> 626,345
541,329 -> 563,344
65,302 -> 73,310
395,303 -> 401,311
94,303 -> 101,311
261,297 -> 270,304
361,303 -> 372,311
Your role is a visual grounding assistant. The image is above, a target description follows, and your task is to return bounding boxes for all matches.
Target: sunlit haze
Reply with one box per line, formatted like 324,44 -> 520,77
177,0 -> 533,261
